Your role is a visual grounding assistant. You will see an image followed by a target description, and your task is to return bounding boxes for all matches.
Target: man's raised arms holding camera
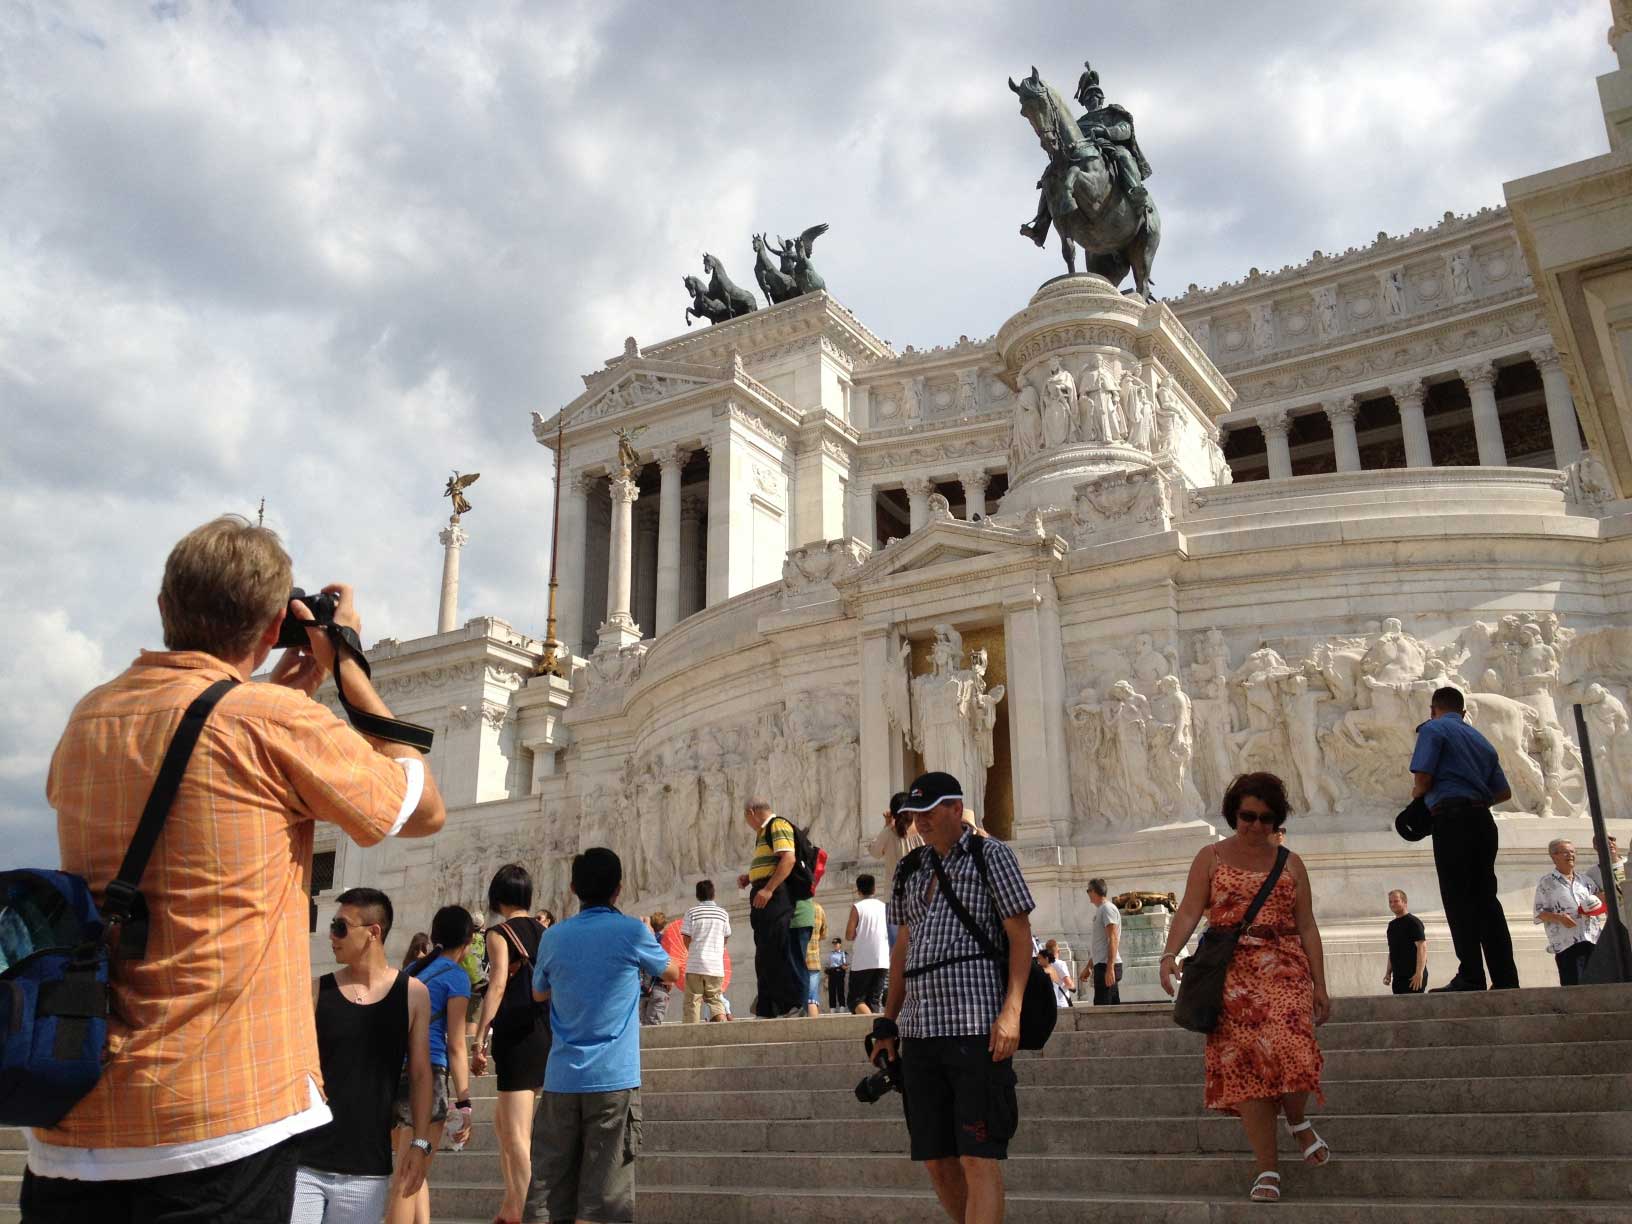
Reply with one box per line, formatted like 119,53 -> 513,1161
866,771 -> 1034,1224
23,515 -> 445,1224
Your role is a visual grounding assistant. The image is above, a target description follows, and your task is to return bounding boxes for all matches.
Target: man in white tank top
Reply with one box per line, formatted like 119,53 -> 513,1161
845,875 -> 891,1014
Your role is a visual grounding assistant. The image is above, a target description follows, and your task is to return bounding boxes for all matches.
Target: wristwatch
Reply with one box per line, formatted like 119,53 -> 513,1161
410,1138 -> 432,1155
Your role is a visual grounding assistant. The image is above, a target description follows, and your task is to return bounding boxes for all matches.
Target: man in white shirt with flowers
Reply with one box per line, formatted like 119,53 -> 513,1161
1533,839 -> 1605,986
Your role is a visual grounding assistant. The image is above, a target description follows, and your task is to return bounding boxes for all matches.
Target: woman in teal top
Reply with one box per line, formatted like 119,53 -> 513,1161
389,906 -> 474,1224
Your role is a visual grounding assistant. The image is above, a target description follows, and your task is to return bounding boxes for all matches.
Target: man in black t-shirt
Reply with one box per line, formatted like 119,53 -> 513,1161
1383,889 -> 1428,994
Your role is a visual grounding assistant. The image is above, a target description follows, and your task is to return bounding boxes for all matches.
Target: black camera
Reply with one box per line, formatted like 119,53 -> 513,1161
274,588 -> 341,649
854,1057 -> 902,1104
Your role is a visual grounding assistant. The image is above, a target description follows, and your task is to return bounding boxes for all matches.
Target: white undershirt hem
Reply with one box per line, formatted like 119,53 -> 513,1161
27,1077 -> 331,1181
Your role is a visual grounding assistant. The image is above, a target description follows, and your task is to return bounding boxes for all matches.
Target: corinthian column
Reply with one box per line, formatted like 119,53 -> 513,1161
655,446 -> 690,635
678,493 -> 705,620
1459,361 -> 1507,466
554,473 -> 591,656
1390,380 -> 1433,468
1531,345 -> 1583,467
905,478 -> 934,531
437,520 -> 467,634
1324,395 -> 1362,472
598,473 -> 640,650
1259,411 -> 1293,480
959,470 -> 990,520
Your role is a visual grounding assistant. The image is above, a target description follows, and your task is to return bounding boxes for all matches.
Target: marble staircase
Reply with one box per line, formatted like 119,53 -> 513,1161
1,984 -> 1629,1222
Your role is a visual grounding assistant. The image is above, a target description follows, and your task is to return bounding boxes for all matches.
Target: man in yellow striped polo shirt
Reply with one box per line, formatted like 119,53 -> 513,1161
735,798 -> 804,1017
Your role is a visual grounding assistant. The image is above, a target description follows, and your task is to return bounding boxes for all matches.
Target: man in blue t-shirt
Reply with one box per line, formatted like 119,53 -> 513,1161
1408,686 -> 1520,991
523,847 -> 676,1224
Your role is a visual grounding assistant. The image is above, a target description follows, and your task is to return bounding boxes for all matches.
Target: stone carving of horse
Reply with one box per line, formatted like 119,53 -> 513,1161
702,253 -> 758,319
1010,67 -> 1160,297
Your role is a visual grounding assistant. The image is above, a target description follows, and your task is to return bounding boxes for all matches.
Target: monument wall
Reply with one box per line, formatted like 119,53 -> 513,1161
311,253 -> 1632,1006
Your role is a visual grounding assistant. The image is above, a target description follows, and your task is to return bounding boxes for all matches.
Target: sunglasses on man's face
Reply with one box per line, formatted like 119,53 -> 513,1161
329,916 -> 375,940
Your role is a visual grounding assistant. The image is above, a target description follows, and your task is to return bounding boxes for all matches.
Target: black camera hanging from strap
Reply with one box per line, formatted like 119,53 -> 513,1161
276,589 -> 433,752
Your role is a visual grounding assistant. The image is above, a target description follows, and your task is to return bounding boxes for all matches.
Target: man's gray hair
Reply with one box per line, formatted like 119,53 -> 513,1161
745,797 -> 773,814
1547,838 -> 1574,856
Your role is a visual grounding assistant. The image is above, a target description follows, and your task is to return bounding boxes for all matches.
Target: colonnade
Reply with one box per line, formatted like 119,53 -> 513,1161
1250,347 -> 1581,478
554,445 -> 707,657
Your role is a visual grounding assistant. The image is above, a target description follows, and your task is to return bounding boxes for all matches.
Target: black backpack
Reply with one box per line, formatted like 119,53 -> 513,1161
783,821 -> 827,901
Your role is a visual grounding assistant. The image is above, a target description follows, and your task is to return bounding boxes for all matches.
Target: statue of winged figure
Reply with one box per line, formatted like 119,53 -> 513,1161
770,223 -> 829,296
444,470 -> 480,518
613,426 -> 645,477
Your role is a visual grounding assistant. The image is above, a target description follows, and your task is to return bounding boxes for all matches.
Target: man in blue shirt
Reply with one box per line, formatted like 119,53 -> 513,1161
524,847 -> 676,1224
1408,686 -> 1520,990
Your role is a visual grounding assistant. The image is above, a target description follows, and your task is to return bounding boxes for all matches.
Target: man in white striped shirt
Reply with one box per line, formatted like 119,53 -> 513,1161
680,880 -> 732,1023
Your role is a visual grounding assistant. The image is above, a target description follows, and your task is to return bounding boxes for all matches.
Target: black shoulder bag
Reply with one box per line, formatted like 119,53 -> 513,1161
908,839 -> 1057,1051
1172,845 -> 1289,1034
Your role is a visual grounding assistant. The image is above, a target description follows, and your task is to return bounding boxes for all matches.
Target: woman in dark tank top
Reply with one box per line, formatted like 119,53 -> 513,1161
470,864 -> 551,1224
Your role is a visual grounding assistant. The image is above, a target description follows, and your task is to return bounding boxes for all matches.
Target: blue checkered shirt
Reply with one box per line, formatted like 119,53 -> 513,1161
888,829 -> 1035,1039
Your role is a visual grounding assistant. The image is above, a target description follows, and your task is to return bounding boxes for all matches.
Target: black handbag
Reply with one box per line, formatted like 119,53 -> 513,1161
913,838 -> 1057,1051
1172,846 -> 1289,1034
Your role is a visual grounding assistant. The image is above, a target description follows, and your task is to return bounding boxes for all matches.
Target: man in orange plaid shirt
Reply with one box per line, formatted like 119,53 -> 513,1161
22,515 -> 446,1224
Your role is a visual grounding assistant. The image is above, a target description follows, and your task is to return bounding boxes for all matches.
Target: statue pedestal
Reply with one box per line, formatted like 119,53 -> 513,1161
993,274 -> 1233,516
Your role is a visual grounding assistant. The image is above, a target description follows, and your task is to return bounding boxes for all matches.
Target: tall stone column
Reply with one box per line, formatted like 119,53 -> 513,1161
1532,345 -> 1584,467
905,478 -> 934,531
1324,396 -> 1362,472
436,521 -> 467,634
598,473 -> 640,650
959,470 -> 990,520
553,472 -> 590,656
678,493 -> 705,620
1390,380 -> 1434,468
1003,590 -> 1072,846
1259,411 -> 1294,480
858,626 -> 907,828
633,510 -> 658,637
1460,361 -> 1508,466
655,446 -> 689,635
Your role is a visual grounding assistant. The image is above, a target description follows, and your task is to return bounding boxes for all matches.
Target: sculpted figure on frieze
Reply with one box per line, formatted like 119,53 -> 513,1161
1010,383 -> 1044,468
1041,358 -> 1078,449
1153,379 -> 1184,454
1149,675 -> 1204,821
1077,354 -> 1121,443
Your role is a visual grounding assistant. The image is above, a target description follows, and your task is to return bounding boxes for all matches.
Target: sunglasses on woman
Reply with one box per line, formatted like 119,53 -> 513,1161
1235,809 -> 1277,825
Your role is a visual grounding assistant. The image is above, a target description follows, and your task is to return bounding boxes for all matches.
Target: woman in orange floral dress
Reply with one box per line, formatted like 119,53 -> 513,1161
1160,772 -> 1331,1204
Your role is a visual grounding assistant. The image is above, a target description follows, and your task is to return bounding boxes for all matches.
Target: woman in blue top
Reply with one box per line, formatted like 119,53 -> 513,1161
388,906 -> 475,1224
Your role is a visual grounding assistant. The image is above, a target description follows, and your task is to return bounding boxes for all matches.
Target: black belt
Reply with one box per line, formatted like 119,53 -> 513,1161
1430,798 -> 1491,817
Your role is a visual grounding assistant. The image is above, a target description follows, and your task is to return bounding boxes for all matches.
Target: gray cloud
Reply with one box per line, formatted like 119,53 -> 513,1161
0,0 -> 1615,865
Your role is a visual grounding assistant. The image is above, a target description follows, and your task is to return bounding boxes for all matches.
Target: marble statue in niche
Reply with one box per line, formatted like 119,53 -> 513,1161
908,624 -> 1006,817
1382,268 -> 1406,317
1154,379 -> 1183,454
1252,303 -> 1276,352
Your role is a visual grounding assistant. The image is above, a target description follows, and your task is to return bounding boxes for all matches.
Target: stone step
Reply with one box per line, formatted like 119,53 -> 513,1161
628,1151 -> 1632,1202
639,1110 -> 1632,1157
639,1038 -> 1632,1093
635,983 -> 1632,1049
633,1186 -> 1632,1224
640,1011 -> 1621,1069
638,1072 -> 1632,1122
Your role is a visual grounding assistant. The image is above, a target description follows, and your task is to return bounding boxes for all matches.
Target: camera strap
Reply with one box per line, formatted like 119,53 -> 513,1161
322,623 -> 436,753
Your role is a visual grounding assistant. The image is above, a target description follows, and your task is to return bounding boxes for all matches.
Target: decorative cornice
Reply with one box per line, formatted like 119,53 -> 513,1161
1168,204 -> 1515,306
638,291 -> 894,373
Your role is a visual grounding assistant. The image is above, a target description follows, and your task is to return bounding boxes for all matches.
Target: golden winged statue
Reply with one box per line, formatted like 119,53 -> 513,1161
444,470 -> 480,517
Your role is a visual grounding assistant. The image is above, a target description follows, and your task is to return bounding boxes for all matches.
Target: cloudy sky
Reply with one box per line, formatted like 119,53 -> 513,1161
0,0 -> 1617,865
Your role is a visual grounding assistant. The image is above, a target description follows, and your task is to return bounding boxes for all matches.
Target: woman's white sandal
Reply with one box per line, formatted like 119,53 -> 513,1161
1249,1171 -> 1282,1202
1289,1120 -> 1332,1165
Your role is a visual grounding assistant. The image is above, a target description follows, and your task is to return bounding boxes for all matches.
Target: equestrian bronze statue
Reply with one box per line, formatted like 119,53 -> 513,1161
1010,62 -> 1161,297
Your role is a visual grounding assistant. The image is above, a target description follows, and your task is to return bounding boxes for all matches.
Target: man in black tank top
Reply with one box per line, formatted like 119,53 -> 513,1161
291,888 -> 434,1224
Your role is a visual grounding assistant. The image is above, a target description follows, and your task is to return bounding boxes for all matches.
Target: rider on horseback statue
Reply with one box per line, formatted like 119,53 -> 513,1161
1021,62 -> 1152,247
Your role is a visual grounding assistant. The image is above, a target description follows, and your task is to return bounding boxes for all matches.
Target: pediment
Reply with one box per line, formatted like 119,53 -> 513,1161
561,366 -> 721,429
836,514 -> 1067,588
